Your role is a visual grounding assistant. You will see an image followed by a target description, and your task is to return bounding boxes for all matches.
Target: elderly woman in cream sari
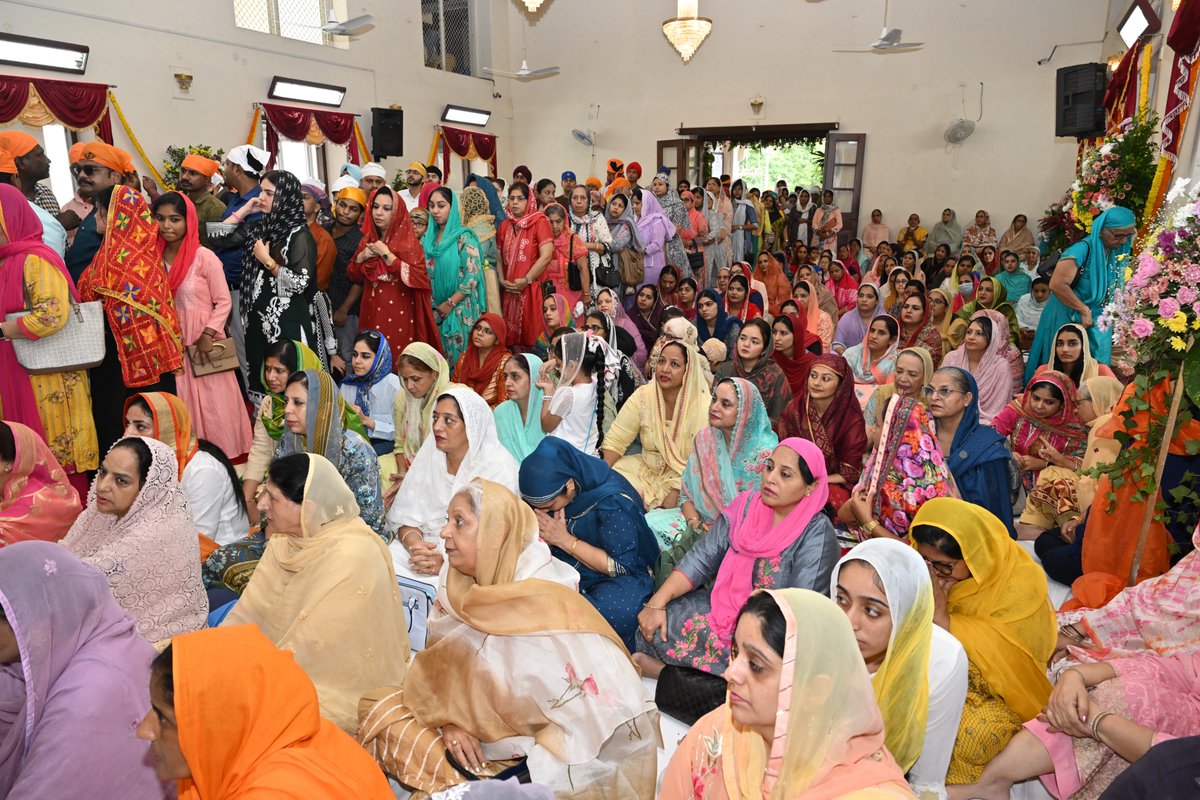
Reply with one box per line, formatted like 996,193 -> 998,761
224,452 -> 410,734
358,479 -> 659,799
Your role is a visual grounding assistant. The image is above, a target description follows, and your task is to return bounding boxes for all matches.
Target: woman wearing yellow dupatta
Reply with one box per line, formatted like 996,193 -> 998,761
358,479 -> 658,798
384,342 -> 452,505
224,452 -> 409,734
833,539 -> 969,799
661,589 -> 914,800
601,340 -> 711,510
910,498 -> 1056,785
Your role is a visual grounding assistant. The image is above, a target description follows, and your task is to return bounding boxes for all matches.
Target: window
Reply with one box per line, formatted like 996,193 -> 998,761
234,0 -> 348,49
41,124 -> 77,207
422,0 -> 473,76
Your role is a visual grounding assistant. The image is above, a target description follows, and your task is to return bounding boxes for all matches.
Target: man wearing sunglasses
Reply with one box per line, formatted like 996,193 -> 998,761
64,141 -> 129,281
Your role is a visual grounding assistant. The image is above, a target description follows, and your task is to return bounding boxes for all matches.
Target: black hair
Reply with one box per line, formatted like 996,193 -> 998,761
127,395 -> 151,417
1051,324 -> 1087,385
93,185 -> 117,214
911,523 -> 963,559
0,421 -> 13,463
967,316 -> 993,348
434,393 -> 464,418
632,187 -> 645,202
199,439 -> 249,518
151,191 -> 188,219
0,173 -> 13,187
660,306 -> 686,326
264,339 -> 300,374
934,243 -> 951,258
111,436 -> 153,487
397,353 -> 436,374
494,177 -> 506,190
638,283 -> 659,302
558,335 -> 608,449
735,591 -> 787,657
508,181 -> 529,199
1030,379 -> 1066,404
780,300 -> 800,316
151,644 -> 175,705
727,274 -> 750,292
353,329 -> 383,357
426,164 -> 443,180
429,186 -> 453,208
266,453 -> 309,504
678,277 -> 698,296
585,312 -> 612,340
262,169 -> 290,188
535,178 -> 555,196
871,315 -> 900,341
741,317 -> 772,351
958,254 -> 977,269
285,371 -> 309,390
1032,276 -> 1050,288
906,279 -> 926,297
661,340 -> 688,363
505,352 -> 530,378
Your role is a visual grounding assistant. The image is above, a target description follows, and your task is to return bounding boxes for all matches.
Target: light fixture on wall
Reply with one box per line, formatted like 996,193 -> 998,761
441,104 -> 491,126
750,95 -> 765,114
521,0 -> 546,12
663,0 -> 712,63
0,33 -> 89,74
1107,53 -> 1124,72
268,76 -> 346,108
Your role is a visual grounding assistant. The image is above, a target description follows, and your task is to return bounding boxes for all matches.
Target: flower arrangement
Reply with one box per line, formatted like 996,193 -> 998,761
1093,177 -> 1200,524
160,144 -> 225,190
1038,113 -> 1159,253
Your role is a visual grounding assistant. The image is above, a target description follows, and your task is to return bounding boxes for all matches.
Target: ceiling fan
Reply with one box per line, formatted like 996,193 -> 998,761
321,10 -> 374,36
482,21 -> 559,80
833,0 -> 923,54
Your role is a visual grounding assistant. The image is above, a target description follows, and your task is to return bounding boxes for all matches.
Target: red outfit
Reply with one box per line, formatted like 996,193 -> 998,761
498,200 -> 552,348
348,188 -> 442,366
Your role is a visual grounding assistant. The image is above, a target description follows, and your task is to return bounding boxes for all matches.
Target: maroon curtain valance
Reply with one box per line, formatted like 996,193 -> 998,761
260,102 -> 361,168
0,74 -> 112,142
438,124 -> 497,178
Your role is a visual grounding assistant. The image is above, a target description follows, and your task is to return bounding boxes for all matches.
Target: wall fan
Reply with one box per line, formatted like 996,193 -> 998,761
572,128 -> 595,147
944,82 -> 984,145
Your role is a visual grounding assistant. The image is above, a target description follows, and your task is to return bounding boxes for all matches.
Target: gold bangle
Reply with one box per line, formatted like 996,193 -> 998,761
863,519 -> 880,533
570,537 -> 580,557
643,602 -> 667,611
400,529 -> 420,548
1090,710 -> 1113,740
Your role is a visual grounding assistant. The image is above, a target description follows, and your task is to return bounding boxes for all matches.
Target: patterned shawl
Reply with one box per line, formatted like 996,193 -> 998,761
0,422 -> 81,544
279,369 -> 351,469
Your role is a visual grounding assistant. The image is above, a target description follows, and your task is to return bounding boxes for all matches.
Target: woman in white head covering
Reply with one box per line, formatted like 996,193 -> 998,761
386,386 -> 519,587
832,539 -> 969,798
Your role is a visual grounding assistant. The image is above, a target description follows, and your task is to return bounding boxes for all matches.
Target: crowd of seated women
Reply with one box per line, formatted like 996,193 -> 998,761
4,149 -> 1200,800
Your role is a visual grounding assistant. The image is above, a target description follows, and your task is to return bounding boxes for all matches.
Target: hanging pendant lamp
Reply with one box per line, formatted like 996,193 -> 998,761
663,0 -> 712,63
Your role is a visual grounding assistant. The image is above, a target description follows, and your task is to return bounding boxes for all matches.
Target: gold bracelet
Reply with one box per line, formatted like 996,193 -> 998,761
643,602 -> 667,611
400,529 -> 420,548
862,519 -> 879,534
1090,710 -> 1113,740
570,537 -> 580,557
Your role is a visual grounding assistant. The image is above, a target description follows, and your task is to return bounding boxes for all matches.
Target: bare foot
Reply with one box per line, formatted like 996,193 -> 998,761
632,652 -> 666,679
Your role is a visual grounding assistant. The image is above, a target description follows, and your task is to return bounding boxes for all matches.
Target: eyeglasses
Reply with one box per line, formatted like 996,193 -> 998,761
584,323 -> 605,334
1109,231 -> 1134,242
71,164 -> 109,177
922,386 -> 966,400
920,554 -> 961,578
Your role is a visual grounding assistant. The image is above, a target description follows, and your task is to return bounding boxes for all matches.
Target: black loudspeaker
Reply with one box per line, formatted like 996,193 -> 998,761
1055,64 -> 1107,139
371,107 -> 404,159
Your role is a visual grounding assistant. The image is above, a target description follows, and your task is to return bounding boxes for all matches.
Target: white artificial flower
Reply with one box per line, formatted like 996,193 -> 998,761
1167,177 -> 1192,203
1099,142 -> 1115,156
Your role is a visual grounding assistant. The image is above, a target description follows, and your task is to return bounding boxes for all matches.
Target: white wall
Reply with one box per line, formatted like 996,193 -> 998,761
0,0 -> 515,180
500,0 -> 1109,237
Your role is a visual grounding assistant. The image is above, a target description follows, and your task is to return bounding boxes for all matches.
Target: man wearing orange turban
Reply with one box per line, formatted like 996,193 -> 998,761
178,154 -> 227,247
0,142 -> 68,256
0,131 -> 60,217
64,142 -> 128,280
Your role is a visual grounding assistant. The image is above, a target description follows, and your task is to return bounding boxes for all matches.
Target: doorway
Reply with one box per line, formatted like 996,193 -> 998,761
659,124 -> 866,245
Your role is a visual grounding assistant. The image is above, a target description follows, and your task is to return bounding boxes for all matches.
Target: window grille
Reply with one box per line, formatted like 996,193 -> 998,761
422,0 -> 473,76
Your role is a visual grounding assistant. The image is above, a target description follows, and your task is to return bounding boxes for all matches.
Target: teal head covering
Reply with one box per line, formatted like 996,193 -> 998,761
492,353 -> 546,462
681,377 -> 778,522
421,187 -> 483,304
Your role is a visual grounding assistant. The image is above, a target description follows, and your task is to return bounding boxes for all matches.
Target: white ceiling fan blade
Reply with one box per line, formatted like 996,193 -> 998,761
881,28 -> 902,44
832,47 -> 874,52
521,66 -> 559,77
481,66 -> 520,78
879,43 -> 924,51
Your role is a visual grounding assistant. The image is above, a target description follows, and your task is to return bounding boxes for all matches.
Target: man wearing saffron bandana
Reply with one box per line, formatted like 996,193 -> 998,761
64,141 -> 130,281
178,154 -> 226,247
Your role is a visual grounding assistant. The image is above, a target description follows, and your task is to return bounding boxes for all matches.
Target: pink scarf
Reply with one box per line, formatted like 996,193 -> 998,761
0,185 -> 80,439
707,437 -> 830,642
942,309 -> 1013,424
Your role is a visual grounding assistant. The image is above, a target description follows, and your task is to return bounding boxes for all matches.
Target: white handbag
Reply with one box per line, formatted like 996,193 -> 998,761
6,296 -> 106,374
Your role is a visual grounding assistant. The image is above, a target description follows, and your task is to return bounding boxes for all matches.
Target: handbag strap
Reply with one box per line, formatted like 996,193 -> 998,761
92,286 -> 182,349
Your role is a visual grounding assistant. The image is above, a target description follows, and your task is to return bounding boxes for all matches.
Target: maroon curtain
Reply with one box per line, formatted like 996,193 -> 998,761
439,124 -> 497,178
0,78 -> 30,122
260,102 -> 361,165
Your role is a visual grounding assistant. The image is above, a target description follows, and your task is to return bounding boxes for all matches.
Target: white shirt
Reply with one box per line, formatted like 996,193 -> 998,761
907,625 -> 970,799
547,382 -> 599,455
340,374 -> 401,444
31,202 -> 67,258
182,451 -> 249,546
400,188 -> 420,212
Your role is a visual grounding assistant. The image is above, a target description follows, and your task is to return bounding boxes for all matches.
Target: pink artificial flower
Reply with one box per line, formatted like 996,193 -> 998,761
1179,286 -> 1198,305
1159,298 -> 1181,319
1131,318 -> 1154,339
1186,265 -> 1200,283
1193,301 -> 1200,318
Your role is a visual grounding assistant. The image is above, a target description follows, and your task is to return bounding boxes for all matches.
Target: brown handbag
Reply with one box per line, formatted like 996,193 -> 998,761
186,337 -> 240,377
618,247 -> 645,287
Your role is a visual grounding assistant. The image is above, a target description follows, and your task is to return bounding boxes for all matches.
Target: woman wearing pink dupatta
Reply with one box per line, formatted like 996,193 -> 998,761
0,421 -> 82,544
0,184 -> 98,484
941,309 -> 1015,425
635,438 -> 839,677
153,191 -> 252,458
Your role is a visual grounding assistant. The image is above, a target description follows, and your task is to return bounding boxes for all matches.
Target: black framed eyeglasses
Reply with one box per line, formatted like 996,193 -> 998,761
920,554 -> 961,578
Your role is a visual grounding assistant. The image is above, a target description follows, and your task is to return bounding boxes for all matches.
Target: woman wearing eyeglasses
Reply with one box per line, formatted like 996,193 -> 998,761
926,367 -> 1017,538
1025,206 -> 1137,383
910,498 -> 1056,788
